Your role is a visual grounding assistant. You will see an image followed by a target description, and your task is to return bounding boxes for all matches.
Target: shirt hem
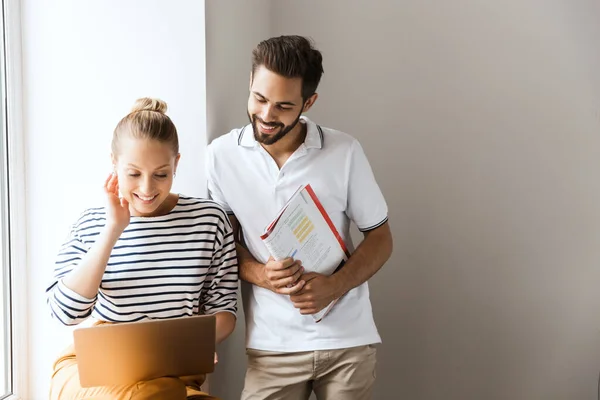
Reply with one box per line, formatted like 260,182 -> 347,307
246,335 -> 382,352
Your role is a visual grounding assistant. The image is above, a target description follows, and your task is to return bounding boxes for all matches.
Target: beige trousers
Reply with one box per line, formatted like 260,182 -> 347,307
241,345 -> 377,400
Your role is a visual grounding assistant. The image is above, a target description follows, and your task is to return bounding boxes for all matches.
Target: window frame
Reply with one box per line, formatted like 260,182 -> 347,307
2,0 -> 28,398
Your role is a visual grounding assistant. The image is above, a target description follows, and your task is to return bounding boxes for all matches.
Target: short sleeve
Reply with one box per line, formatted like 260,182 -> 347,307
346,140 -> 389,231
206,143 -> 233,214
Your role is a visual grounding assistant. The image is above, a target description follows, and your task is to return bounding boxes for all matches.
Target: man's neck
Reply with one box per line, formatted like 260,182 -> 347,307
262,120 -> 306,167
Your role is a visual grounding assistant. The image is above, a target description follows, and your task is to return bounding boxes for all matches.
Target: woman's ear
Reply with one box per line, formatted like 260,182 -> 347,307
110,153 -> 117,174
174,153 -> 181,176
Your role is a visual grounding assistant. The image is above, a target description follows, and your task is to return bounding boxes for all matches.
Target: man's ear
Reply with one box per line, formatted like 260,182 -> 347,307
249,72 -> 253,91
302,93 -> 318,113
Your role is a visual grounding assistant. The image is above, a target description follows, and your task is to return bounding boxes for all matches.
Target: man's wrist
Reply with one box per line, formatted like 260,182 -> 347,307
259,268 -> 270,290
329,272 -> 348,299
238,248 -> 268,288
253,261 -> 270,290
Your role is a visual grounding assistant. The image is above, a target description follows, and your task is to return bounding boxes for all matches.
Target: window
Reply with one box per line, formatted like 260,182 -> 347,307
0,0 -> 11,395
0,0 -> 26,398
0,0 -> 10,395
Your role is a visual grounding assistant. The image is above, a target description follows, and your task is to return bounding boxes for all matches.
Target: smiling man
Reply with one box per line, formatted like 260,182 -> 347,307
206,35 -> 393,400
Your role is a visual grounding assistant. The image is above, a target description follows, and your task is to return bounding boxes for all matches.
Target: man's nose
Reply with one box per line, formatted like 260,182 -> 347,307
260,104 -> 277,122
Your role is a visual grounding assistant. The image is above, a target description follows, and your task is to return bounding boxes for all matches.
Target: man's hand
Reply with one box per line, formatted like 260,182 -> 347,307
289,272 -> 342,315
262,256 -> 305,295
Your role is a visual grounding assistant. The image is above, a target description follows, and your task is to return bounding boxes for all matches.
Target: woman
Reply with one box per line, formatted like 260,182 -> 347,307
46,98 -> 238,399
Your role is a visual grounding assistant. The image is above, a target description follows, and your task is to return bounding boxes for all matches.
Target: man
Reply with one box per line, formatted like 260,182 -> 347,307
206,35 -> 393,400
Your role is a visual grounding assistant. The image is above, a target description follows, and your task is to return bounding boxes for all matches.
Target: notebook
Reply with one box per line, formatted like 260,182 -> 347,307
73,315 -> 216,387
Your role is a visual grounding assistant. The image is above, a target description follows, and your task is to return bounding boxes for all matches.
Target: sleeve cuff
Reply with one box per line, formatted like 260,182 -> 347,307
211,309 -> 237,318
57,279 -> 97,306
358,216 -> 389,232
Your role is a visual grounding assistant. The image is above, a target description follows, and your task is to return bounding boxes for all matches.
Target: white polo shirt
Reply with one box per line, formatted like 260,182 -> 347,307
206,116 -> 388,352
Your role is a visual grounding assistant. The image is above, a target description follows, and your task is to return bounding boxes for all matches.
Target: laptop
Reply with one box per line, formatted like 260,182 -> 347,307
73,315 -> 216,388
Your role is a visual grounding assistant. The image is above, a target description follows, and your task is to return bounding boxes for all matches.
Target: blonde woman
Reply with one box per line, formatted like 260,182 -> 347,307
47,98 -> 237,400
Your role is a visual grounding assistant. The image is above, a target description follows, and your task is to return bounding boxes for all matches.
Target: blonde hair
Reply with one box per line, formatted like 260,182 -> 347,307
111,97 -> 179,156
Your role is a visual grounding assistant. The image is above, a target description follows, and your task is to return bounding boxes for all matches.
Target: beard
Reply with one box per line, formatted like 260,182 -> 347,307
248,110 -> 303,145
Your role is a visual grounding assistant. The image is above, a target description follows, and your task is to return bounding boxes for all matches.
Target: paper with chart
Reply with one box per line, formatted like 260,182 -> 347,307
261,184 -> 350,322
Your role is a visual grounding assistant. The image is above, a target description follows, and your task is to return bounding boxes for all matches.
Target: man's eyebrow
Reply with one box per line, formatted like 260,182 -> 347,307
252,91 -> 297,107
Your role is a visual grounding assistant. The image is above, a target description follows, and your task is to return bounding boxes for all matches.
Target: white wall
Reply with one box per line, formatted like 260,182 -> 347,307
21,1 -> 206,396
270,0 -> 600,399
204,1 -> 271,398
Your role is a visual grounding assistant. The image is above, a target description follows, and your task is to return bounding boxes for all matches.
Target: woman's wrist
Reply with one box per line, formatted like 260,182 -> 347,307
102,223 -> 124,241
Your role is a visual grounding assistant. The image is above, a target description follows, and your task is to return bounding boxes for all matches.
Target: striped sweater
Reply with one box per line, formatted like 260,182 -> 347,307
46,196 -> 238,325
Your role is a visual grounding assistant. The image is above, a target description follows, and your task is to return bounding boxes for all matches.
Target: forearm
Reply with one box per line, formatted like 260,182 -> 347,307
331,222 -> 393,298
229,215 -> 301,294
236,243 -> 268,288
214,311 -> 236,344
62,227 -> 121,298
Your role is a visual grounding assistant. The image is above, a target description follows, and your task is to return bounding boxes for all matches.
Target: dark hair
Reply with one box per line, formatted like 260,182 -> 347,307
111,97 -> 179,156
252,35 -> 324,100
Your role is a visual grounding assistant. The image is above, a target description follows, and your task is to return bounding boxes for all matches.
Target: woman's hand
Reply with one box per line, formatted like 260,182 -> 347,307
179,353 -> 217,389
104,173 -> 130,233
180,373 -> 206,390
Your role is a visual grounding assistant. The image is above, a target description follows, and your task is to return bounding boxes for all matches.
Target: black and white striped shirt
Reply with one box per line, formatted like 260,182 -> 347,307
46,196 -> 238,326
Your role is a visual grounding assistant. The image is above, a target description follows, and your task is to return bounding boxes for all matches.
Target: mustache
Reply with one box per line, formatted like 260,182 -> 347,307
253,116 -> 284,128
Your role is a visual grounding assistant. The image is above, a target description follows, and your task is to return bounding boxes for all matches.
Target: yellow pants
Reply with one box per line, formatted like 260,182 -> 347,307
49,322 -> 218,400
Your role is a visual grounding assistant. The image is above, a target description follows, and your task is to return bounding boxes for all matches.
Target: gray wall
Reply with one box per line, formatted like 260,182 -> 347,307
207,1 -> 600,399
205,1 -> 271,399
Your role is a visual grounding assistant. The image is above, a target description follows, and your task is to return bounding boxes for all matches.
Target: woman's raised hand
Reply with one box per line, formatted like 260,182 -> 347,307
104,173 -> 130,233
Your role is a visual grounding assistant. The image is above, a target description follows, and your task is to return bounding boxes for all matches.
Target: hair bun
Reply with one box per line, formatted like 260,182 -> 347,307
131,97 -> 168,114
